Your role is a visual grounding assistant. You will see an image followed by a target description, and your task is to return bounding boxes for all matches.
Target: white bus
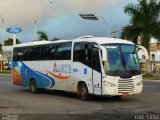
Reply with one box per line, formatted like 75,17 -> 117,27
12,36 -> 144,100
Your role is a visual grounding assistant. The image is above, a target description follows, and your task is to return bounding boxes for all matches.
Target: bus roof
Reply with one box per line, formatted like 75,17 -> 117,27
75,37 -> 134,45
14,40 -> 53,47
14,37 -> 134,48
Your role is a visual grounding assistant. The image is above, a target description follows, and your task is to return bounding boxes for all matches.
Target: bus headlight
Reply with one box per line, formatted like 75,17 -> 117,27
136,81 -> 143,86
104,81 -> 116,87
135,75 -> 142,80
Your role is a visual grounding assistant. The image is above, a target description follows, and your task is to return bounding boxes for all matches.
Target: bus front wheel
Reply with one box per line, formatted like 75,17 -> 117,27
80,83 -> 90,101
30,79 -> 38,93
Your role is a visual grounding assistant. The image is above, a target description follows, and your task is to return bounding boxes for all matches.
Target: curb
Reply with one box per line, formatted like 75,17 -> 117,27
143,80 -> 160,82
0,74 -> 12,76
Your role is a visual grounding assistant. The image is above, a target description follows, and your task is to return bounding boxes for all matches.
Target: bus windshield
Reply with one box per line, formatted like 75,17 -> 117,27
103,44 -> 141,77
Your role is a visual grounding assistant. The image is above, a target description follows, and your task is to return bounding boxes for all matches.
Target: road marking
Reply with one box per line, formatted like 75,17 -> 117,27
153,93 -> 160,96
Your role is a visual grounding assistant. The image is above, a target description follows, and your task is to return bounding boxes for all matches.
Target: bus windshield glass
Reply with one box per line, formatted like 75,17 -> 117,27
103,44 -> 141,77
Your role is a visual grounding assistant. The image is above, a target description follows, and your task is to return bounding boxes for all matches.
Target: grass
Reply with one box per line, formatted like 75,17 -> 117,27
0,70 -> 11,74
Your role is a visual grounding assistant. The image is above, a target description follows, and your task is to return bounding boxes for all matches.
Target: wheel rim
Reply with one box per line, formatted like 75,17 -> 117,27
81,86 -> 86,97
31,82 -> 35,92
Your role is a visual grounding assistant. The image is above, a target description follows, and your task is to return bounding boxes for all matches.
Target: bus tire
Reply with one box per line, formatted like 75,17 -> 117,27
30,79 -> 39,93
80,83 -> 90,101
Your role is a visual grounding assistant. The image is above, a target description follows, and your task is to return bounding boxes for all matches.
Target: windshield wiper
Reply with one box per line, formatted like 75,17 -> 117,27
113,62 -> 122,76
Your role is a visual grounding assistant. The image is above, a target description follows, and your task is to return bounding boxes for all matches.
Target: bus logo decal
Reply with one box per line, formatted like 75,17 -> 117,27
53,62 -> 72,73
47,70 -> 71,80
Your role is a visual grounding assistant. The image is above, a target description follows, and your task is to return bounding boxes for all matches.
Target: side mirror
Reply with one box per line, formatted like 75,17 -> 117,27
100,46 -> 107,62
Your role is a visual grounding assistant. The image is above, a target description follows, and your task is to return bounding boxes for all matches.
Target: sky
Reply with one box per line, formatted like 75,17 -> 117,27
0,0 -> 137,43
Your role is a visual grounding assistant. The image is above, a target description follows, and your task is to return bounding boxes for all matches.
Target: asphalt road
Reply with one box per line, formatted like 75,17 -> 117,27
0,74 -> 160,120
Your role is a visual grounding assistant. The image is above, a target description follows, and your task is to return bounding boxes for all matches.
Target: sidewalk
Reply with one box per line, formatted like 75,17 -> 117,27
151,72 -> 160,77
0,74 -> 12,76
142,71 -> 160,80
143,79 -> 160,82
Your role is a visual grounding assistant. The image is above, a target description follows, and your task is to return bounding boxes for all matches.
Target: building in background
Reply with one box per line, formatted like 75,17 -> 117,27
149,42 -> 160,72
0,46 -> 13,70
138,37 -> 160,73
150,43 -> 160,61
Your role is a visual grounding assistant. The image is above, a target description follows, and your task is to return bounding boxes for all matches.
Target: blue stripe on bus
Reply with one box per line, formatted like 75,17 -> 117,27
35,70 -> 55,88
12,61 -> 55,88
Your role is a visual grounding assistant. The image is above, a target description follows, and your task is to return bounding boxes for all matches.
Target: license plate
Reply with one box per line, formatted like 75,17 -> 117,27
122,92 -> 129,96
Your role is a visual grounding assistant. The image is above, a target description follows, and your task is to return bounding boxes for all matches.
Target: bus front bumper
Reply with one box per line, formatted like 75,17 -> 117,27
102,80 -> 143,96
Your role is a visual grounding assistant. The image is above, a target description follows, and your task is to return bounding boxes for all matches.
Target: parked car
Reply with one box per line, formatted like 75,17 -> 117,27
4,66 -> 11,70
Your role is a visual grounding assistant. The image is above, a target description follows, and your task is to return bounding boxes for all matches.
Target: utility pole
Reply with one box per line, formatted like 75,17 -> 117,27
34,20 -> 37,41
97,16 -> 109,37
2,18 -> 5,49
1,18 -> 5,71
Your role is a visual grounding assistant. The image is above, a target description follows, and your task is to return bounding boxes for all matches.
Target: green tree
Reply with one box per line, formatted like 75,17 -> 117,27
4,38 -> 21,46
37,31 -> 49,41
51,38 -> 60,41
37,31 -> 60,41
0,44 -> 2,53
121,0 -> 160,51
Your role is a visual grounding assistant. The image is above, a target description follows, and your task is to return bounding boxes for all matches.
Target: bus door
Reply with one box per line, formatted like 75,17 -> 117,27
92,46 -> 102,95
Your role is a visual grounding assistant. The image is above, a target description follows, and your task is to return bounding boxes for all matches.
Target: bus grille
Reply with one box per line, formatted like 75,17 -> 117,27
118,79 -> 134,93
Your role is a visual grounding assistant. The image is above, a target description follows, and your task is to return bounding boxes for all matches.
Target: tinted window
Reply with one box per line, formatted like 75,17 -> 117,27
56,44 -> 64,60
14,48 -> 28,61
93,48 -> 101,72
13,42 -> 72,61
55,43 -> 72,60
73,42 -> 92,67
28,47 -> 41,60
41,45 -> 50,60
13,48 -> 18,61
48,45 -> 56,60
17,49 -> 24,61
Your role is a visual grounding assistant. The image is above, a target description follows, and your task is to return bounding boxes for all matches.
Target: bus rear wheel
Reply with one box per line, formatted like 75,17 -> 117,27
30,79 -> 38,93
80,83 -> 90,101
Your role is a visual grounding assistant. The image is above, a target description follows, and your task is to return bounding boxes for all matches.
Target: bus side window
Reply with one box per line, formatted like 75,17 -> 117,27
93,48 -> 101,73
55,43 -> 72,60
73,42 -> 92,68
28,47 -> 35,61
34,47 -> 41,60
41,45 -> 50,60
13,48 -> 18,61
73,43 -> 86,63
48,45 -> 56,60
17,49 -> 24,61
73,44 -> 81,61
85,44 -> 92,67
14,48 -> 28,61
23,49 -> 28,61
56,44 -> 65,60
64,43 -> 72,60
